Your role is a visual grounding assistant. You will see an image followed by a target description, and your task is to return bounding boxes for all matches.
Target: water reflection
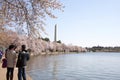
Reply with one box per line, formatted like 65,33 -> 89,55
52,60 -> 58,80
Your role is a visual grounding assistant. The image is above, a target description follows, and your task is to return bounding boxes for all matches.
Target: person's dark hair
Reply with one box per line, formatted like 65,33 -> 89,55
14,45 -> 17,50
9,45 -> 15,50
21,45 -> 26,51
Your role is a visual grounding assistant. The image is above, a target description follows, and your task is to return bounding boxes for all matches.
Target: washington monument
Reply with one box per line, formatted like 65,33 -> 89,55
54,24 -> 57,42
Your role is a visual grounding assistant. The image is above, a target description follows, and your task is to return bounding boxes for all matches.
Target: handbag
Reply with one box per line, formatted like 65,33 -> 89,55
2,58 -> 7,68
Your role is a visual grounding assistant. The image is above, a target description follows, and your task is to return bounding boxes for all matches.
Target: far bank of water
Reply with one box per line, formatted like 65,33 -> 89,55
27,52 -> 120,80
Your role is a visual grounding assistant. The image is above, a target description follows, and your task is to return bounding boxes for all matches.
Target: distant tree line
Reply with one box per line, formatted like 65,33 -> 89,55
41,37 -> 62,43
86,46 -> 120,52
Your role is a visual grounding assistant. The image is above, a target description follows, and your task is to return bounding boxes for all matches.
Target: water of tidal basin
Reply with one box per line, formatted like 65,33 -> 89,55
27,52 -> 120,80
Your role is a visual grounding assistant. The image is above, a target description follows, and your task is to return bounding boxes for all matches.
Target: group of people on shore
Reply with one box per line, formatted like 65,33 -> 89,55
1,44 -> 30,80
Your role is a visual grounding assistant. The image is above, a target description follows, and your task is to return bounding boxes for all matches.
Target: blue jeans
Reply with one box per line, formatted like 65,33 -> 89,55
18,67 -> 26,80
6,68 -> 14,80
0,54 -> 2,59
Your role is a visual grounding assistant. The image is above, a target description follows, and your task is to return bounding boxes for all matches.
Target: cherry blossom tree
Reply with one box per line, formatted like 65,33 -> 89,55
0,0 -> 64,37
0,29 -> 18,47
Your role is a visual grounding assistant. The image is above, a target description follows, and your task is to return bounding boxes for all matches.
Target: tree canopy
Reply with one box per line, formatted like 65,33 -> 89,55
0,0 -> 63,37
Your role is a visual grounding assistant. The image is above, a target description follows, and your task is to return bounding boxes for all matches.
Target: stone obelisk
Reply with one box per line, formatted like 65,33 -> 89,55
54,24 -> 57,42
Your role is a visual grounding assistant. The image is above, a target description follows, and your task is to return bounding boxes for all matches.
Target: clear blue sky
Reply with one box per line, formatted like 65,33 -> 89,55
45,0 -> 120,47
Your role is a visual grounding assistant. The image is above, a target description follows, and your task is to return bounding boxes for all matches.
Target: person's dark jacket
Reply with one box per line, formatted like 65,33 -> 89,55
16,50 -> 30,67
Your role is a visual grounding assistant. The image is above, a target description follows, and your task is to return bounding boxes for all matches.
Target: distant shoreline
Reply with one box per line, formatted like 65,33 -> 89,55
86,46 -> 120,52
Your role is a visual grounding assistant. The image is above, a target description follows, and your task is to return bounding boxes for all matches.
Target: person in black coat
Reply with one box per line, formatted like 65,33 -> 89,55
16,45 -> 30,80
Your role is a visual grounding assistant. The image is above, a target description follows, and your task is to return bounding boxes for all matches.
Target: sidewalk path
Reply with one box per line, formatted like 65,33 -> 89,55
0,63 -> 32,80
